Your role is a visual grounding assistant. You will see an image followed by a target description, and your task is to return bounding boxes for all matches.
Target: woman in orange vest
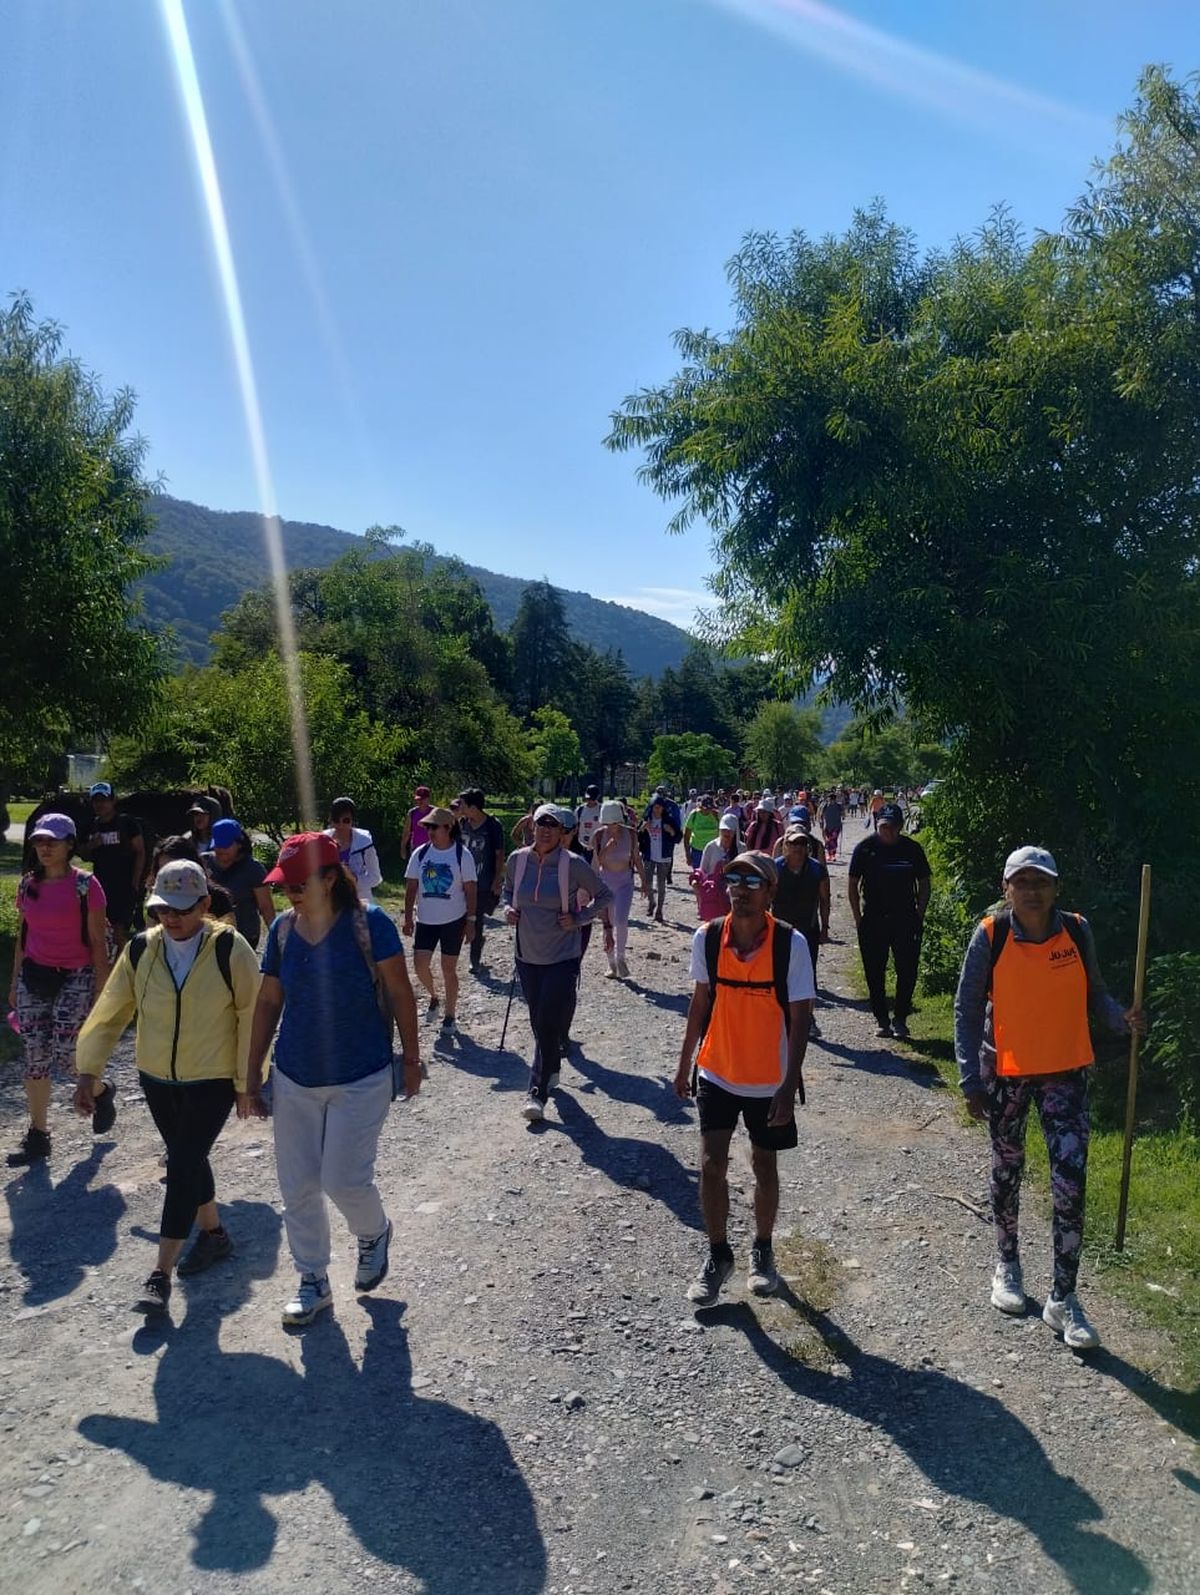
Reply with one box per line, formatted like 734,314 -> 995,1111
954,846 -> 1145,1350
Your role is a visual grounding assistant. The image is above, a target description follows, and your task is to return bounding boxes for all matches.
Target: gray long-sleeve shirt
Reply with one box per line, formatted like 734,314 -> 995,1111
501,845 -> 613,966
953,907 -> 1129,1095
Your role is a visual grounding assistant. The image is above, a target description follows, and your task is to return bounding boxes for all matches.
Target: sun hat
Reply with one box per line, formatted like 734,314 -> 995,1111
264,832 -> 340,886
210,818 -> 246,849
29,813 -> 76,842
424,806 -> 456,828
146,859 -> 210,911
1003,845 -> 1059,881
599,800 -> 625,825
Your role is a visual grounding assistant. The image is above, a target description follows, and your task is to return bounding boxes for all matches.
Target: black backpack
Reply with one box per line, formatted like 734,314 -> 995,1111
986,907 -> 1085,985
129,925 -> 235,997
18,869 -> 91,955
699,915 -> 805,1103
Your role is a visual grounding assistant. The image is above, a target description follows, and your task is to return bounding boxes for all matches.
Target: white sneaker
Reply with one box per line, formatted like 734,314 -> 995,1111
990,1261 -> 1026,1315
1043,1292 -> 1100,1350
355,1219 -> 392,1292
521,1095 -> 544,1122
605,953 -> 618,978
282,1273 -> 333,1327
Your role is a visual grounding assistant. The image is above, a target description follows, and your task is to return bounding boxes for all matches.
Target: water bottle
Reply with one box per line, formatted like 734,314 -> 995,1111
6,1009 -> 19,1035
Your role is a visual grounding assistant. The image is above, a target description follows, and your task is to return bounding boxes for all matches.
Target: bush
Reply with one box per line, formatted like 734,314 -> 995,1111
919,877 -> 976,996
1143,953 -> 1200,1119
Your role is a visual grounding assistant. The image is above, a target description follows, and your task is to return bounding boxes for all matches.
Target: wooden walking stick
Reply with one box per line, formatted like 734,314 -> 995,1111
1115,864 -> 1152,1251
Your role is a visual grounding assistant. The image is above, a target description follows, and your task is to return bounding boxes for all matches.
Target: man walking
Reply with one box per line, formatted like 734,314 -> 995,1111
575,785 -> 604,860
457,789 -> 505,970
848,802 -> 931,1040
675,851 -> 814,1306
78,782 -> 146,952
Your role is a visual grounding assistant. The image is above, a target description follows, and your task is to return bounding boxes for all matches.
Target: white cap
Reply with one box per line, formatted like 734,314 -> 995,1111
1003,845 -> 1058,882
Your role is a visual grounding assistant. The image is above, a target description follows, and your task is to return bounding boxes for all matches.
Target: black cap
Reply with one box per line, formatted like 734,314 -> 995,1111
878,803 -> 904,827
585,785 -> 599,799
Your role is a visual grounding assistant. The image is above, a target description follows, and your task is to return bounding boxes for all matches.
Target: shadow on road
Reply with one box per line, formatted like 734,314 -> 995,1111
5,1144 -> 126,1305
543,1090 -> 701,1231
567,1041 -> 692,1127
623,978 -> 691,1018
816,1034 -> 948,1089
445,1033 -> 532,1095
1088,1346 -> 1200,1445
717,1284 -> 1149,1595
78,1199 -> 546,1590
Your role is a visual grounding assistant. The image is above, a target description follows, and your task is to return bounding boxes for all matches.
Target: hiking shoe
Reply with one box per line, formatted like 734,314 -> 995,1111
747,1242 -> 779,1297
809,1017 -> 821,1039
92,1081 -> 118,1136
617,958 -> 630,979
282,1274 -> 333,1327
440,1015 -> 457,1036
7,1127 -> 51,1168
990,1261 -> 1026,1315
875,1022 -> 893,1039
521,1095 -> 545,1123
546,1072 -> 560,1095
605,958 -> 619,979
892,1019 -> 911,1041
686,1250 -> 735,1308
177,1226 -> 233,1277
1043,1292 -> 1100,1350
425,996 -> 440,1018
135,1270 -> 172,1315
355,1219 -> 392,1292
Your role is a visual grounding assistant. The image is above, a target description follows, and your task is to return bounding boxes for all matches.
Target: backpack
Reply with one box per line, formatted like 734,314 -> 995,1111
18,869 -> 92,956
692,870 -> 730,921
697,915 -> 805,1103
984,907 -> 1086,987
510,846 -> 572,913
129,924 -> 235,998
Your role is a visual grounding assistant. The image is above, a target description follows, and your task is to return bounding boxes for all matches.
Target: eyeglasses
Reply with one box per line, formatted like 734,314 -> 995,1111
533,817 -> 562,829
158,900 -> 205,919
723,872 -> 768,890
429,822 -> 453,831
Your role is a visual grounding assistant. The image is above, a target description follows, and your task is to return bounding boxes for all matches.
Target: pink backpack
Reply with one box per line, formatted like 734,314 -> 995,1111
692,870 -> 730,920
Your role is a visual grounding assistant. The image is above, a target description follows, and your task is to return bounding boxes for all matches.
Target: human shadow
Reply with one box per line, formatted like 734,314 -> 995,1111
565,1040 -> 691,1127
79,1203 -> 546,1590
717,1285 -> 1148,1595
1087,1346 -> 1200,1445
622,978 -> 691,1019
1174,1468 -> 1200,1495
5,1144 -> 126,1306
447,1033 -> 531,1095
816,1035 -> 948,1089
543,1090 -> 701,1231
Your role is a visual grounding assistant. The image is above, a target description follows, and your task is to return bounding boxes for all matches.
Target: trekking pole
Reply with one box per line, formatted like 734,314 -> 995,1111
499,918 -> 519,1052
1114,864 -> 1152,1251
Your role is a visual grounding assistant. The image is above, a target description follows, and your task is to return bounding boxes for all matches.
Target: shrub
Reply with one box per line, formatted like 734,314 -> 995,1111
1143,953 -> 1200,1119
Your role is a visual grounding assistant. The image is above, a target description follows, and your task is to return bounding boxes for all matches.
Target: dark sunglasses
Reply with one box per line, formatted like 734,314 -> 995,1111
723,872 -> 768,890
534,816 -> 562,829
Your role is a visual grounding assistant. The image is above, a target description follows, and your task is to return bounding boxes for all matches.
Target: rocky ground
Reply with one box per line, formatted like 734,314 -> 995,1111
0,864 -> 1197,1594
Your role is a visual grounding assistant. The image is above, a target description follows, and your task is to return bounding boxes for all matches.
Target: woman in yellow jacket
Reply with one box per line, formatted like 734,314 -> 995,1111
74,861 -> 262,1315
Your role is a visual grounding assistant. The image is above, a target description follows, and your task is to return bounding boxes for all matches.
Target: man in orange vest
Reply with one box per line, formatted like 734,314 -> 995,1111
955,846 -> 1146,1350
674,851 -> 815,1307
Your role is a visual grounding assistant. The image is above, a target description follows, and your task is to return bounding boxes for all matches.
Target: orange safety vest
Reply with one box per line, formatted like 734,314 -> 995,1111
985,914 -> 1093,1078
697,914 -> 787,1090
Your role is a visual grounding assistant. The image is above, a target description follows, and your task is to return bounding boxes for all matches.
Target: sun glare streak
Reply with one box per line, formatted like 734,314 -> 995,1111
216,1 -> 383,496
159,0 -> 317,826
703,0 -> 1108,145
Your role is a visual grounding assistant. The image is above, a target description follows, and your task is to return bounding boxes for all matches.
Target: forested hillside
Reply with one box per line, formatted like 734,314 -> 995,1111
141,495 -> 694,678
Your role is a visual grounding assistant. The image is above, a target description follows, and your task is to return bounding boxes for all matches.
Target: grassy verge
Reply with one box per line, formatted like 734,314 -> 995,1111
900,986 -> 1200,1392
7,801 -> 34,828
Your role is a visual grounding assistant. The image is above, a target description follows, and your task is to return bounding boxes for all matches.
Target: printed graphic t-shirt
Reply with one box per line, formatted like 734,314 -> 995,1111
405,842 -> 478,924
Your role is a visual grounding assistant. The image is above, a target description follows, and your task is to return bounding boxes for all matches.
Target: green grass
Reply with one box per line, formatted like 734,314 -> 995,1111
7,801 -> 34,827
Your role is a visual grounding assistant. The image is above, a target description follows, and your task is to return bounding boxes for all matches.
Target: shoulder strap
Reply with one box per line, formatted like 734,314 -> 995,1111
456,838 -> 464,870
704,918 -> 724,991
213,927 -> 235,998
128,929 -> 155,1008
415,841 -> 430,868
352,906 -> 393,1025
985,909 -> 1010,972
1059,911 -> 1086,958
512,847 -> 529,899
772,919 -> 792,1032
557,849 -> 571,914
277,908 -> 295,961
74,868 -> 91,948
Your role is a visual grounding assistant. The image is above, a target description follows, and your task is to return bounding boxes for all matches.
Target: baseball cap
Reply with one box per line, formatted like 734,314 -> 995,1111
89,782 -> 113,798
784,824 -> 811,844
725,849 -> 778,887
414,785 -> 431,800
556,806 -> 577,829
146,860 -> 210,911
1003,845 -> 1059,881
585,784 -> 599,799
533,803 -> 564,826
878,803 -> 905,827
264,831 -> 340,886
210,818 -> 245,849
329,795 -> 356,815
188,795 -> 220,820
29,812 -> 76,842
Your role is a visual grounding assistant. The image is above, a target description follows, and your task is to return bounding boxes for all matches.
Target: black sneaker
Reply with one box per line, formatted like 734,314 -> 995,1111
92,1081 -> 117,1136
176,1227 -> 233,1277
875,1022 -> 893,1038
892,1020 -> 910,1041
686,1250 -> 735,1308
748,1242 -> 779,1297
135,1270 -> 172,1315
7,1127 -> 51,1168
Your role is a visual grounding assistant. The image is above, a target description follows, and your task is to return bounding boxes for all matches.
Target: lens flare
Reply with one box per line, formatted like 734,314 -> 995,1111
159,0 -> 316,825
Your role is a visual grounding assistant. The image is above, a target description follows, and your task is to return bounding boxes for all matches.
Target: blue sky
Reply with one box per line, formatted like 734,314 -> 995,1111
3,1 -> 1194,631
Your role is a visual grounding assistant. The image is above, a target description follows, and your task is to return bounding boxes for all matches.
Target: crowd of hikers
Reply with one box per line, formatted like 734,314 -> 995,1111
6,774 -> 1142,1352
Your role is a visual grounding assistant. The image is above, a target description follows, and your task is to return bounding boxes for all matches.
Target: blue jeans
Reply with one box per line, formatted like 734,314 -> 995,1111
516,958 -> 580,1098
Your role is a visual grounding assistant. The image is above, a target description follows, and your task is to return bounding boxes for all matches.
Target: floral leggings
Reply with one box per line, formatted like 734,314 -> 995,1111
987,1069 -> 1090,1299
16,966 -> 95,1080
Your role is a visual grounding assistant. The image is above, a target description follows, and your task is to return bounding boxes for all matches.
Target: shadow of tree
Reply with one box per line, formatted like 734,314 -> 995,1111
717,1285 -> 1149,1595
5,1144 -> 126,1305
79,1200 -> 546,1589
542,1091 -> 701,1231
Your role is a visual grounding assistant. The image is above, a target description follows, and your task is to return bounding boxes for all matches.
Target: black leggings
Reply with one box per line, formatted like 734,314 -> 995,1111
140,1074 -> 235,1240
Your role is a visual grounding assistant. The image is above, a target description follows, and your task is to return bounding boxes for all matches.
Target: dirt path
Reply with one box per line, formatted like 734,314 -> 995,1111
0,865 -> 1197,1593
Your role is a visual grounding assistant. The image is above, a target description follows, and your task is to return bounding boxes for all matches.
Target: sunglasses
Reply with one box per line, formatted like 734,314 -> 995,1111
158,900 -> 206,918
723,872 -> 768,890
534,817 -> 562,829
429,822 -> 453,831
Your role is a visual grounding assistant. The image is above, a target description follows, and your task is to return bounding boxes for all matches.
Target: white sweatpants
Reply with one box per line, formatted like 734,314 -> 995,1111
271,1065 -> 391,1277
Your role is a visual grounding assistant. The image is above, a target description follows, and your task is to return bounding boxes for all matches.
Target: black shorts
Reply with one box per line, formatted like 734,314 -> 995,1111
413,918 -> 467,957
696,1076 -> 797,1151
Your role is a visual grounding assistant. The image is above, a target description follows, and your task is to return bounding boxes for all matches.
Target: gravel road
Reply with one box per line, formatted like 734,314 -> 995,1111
0,865 -> 1196,1594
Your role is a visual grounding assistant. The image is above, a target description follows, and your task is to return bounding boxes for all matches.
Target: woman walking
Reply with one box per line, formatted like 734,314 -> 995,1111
691,814 -> 741,922
247,834 -> 421,1327
954,846 -> 1145,1351
7,814 -> 113,1168
202,819 -> 275,949
592,800 -> 648,978
403,806 -> 477,1035
74,860 -> 261,1312
324,796 -> 383,905
639,796 -> 679,923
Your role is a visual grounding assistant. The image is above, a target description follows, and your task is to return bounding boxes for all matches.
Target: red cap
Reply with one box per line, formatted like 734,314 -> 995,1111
414,785 -> 431,800
264,831 -> 340,886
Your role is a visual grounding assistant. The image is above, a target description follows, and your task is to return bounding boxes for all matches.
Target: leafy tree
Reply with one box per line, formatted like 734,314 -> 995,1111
821,713 -> 946,789
742,702 -> 823,788
527,706 -> 582,789
0,295 -> 168,794
648,732 -> 737,791
608,68 -> 1200,960
509,580 -> 572,720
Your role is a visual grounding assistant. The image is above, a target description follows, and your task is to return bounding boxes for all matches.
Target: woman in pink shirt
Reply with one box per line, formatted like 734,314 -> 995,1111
7,813 -> 114,1167
401,785 -> 434,857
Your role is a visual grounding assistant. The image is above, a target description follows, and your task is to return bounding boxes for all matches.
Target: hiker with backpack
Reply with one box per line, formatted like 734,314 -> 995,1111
772,824 -> 830,1036
324,796 -> 384,905
674,850 -> 814,1306
246,833 -> 421,1328
954,846 -> 1146,1352
592,799 -> 648,978
7,813 -> 114,1168
78,781 -> 148,950
403,806 -> 477,1036
73,860 -> 260,1314
690,812 -> 741,922
501,804 -> 612,1122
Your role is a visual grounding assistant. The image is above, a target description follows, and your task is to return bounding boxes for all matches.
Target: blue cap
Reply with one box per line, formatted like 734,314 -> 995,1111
89,782 -> 113,798
210,818 -> 245,848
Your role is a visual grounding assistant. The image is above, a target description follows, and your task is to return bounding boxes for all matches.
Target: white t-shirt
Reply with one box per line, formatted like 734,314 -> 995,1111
405,841 -> 477,924
576,803 -> 602,849
688,923 -> 815,1096
647,820 -> 666,864
163,927 -> 205,987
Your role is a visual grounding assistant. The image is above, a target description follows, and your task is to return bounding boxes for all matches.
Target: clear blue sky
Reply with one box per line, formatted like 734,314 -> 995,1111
3,1 -> 1194,630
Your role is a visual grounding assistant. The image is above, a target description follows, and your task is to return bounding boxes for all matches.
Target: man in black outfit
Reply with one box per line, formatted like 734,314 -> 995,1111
458,788 -> 506,970
847,802 -> 931,1041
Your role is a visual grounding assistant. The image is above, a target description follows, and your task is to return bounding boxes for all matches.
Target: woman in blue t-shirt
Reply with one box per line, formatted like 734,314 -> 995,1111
245,833 -> 421,1328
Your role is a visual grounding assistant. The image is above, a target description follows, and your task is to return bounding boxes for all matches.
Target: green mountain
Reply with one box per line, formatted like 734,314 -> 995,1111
140,495 -> 696,679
